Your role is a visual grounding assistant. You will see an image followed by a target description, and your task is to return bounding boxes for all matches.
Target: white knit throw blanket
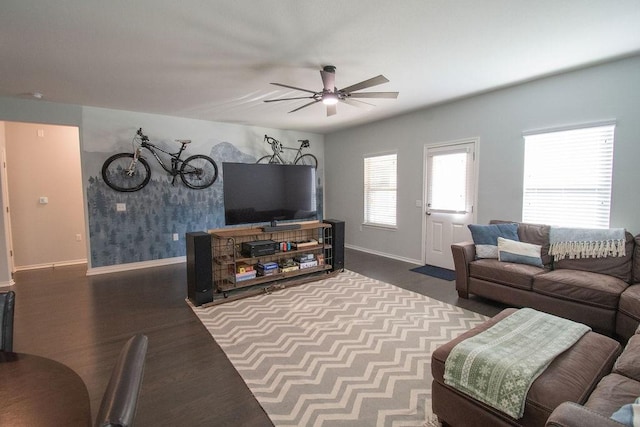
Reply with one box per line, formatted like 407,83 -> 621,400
549,227 -> 626,260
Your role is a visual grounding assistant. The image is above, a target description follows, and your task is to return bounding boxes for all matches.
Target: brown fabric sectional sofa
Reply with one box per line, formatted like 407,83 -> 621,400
432,308 -> 622,427
432,308 -> 640,427
452,220 -> 640,340
545,323 -> 640,426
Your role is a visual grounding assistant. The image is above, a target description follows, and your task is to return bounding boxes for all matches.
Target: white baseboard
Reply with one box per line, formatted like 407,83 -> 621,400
0,279 -> 14,288
345,244 -> 422,266
13,259 -> 88,272
86,256 -> 186,276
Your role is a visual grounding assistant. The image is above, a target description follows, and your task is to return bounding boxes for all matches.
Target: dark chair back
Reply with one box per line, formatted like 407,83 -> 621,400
95,334 -> 148,427
0,290 -> 15,352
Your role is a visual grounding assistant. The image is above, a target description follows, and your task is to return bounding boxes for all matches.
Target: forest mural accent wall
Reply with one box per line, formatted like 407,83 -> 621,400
81,107 -> 324,268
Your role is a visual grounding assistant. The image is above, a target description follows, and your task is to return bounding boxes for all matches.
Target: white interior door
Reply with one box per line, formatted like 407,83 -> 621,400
424,141 -> 476,269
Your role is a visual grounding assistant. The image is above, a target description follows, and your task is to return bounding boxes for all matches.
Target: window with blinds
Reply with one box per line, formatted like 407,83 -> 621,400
522,123 -> 615,228
364,152 -> 397,228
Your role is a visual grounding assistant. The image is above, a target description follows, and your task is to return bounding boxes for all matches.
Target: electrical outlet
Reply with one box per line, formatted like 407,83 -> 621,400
76,234 -> 82,241
172,233 -> 179,241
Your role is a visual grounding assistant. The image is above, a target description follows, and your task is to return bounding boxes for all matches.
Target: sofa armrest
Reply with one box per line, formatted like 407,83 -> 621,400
451,241 -> 475,298
546,402 -> 624,427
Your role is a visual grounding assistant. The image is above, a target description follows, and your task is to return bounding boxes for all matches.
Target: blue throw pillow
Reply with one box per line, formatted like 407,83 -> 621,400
468,223 -> 519,259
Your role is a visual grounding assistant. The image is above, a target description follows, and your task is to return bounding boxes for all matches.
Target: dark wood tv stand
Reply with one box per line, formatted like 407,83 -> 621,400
205,221 -> 341,305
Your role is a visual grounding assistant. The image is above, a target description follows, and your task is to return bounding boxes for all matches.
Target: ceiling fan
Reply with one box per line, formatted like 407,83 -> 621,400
264,65 -> 399,116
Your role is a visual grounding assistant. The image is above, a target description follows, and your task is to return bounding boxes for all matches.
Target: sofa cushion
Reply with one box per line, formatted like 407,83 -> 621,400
585,373 -> 640,417
533,269 -> 628,310
613,333 -> 640,382
554,231 -> 635,283
619,285 -> 640,323
470,258 -> 545,291
497,237 -> 543,267
468,223 -> 519,259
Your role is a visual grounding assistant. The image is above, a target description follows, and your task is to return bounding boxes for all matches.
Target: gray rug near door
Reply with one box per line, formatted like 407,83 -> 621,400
191,270 -> 487,427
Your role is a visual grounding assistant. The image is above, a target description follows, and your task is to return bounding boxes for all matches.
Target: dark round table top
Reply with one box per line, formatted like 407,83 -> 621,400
0,351 -> 92,426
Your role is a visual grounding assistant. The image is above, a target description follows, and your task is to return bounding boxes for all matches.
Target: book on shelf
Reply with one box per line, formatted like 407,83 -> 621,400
235,270 -> 257,282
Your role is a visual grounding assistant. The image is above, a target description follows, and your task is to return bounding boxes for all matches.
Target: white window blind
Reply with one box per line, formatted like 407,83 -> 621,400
364,152 -> 397,227
522,124 -> 615,228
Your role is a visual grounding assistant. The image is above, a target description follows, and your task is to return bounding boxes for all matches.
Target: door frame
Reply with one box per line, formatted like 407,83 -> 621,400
1,148 -> 14,278
2,122 -> 87,273
421,137 -> 480,265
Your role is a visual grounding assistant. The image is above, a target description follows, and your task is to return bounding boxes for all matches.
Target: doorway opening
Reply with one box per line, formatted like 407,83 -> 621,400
1,121 -> 87,274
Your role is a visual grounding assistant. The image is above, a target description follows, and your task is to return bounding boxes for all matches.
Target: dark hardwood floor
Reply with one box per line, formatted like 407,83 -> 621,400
10,248 -> 504,426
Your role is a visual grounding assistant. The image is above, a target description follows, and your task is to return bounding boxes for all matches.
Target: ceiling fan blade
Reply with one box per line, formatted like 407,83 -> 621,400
342,98 -> 375,108
288,99 -> 320,113
270,82 -> 318,94
320,69 -> 336,92
264,96 -> 314,103
348,91 -> 399,99
340,75 -> 389,94
327,103 -> 337,116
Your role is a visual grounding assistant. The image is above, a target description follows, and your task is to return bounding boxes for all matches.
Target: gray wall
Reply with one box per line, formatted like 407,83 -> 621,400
324,55 -> 640,263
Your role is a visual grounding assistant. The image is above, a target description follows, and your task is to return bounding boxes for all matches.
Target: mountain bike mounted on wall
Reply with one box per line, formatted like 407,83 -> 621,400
257,135 -> 318,168
102,128 -> 218,192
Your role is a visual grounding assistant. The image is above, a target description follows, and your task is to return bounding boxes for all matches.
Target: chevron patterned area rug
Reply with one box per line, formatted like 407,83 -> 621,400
191,270 -> 488,427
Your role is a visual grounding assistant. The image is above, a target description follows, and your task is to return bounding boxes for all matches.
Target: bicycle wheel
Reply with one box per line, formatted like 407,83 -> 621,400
295,154 -> 318,169
256,155 -> 283,164
101,153 -> 151,192
180,154 -> 218,189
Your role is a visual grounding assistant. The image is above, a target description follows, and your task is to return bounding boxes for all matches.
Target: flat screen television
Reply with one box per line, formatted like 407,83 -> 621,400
222,162 -> 318,227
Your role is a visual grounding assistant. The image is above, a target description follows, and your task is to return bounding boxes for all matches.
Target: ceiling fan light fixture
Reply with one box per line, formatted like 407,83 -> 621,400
322,93 -> 339,105
264,66 -> 398,116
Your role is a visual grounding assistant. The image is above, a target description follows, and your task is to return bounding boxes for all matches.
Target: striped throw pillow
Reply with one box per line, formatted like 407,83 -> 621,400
497,237 -> 543,267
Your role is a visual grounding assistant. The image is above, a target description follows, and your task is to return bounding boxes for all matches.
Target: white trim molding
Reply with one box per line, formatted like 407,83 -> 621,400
13,258 -> 88,272
0,279 -> 14,288
345,244 -> 422,266
87,256 -> 186,276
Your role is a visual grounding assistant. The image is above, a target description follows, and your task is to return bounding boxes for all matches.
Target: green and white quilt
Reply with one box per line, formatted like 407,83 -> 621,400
444,308 -> 590,419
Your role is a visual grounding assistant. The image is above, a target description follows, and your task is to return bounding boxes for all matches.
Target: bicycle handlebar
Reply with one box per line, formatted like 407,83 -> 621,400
264,135 -> 310,149
264,135 -> 278,145
136,128 -> 149,142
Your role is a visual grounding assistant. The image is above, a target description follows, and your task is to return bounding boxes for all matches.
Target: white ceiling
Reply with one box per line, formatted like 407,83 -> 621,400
2,1 -> 640,134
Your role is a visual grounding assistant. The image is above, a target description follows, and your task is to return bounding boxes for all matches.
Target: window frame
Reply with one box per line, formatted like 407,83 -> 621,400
363,151 -> 398,229
521,121 -> 616,228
